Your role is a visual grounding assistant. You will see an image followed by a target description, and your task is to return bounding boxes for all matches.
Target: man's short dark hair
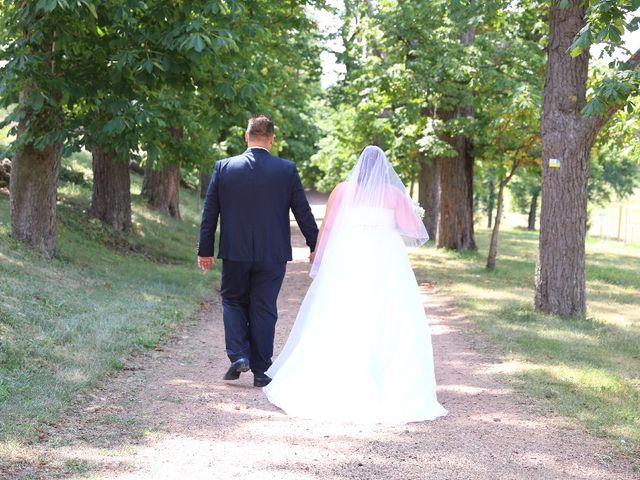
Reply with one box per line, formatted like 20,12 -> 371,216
247,114 -> 275,138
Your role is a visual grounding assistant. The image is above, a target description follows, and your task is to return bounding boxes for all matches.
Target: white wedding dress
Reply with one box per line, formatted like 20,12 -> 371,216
264,183 -> 447,424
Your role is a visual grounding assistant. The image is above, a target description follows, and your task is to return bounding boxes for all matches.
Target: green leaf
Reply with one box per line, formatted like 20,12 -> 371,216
180,34 -> 207,53
628,17 -> 640,33
569,46 -> 583,57
30,92 -> 45,112
582,97 -> 606,118
216,84 -> 234,99
36,0 -> 60,13
205,3 -> 220,15
569,27 -> 592,57
85,3 -> 98,19
103,117 -> 126,135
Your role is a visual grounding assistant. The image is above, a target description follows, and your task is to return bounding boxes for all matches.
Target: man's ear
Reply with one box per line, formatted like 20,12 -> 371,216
245,131 -> 250,143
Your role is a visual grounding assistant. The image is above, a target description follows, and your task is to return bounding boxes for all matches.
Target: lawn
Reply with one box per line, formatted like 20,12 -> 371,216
412,229 -> 640,458
0,152 -> 216,451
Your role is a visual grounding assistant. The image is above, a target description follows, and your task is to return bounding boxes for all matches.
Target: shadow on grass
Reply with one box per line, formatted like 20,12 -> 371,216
586,263 -> 640,290
412,230 -> 640,458
509,366 -> 639,457
0,171 -> 215,449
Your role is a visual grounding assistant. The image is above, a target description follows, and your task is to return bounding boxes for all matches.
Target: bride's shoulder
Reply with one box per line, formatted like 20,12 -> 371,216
325,182 -> 349,211
330,182 -> 349,198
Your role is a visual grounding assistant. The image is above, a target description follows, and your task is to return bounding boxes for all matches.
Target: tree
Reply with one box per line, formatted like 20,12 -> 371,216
380,1 -> 481,251
509,168 -> 542,231
81,3 -> 190,229
172,0 -> 323,216
474,3 -> 544,269
81,1 -> 250,227
91,147 -> 132,231
2,0 -> 322,244
478,91 -> 540,270
435,25 -> 477,251
142,125 -> 184,220
142,161 -> 183,219
482,171 -> 496,229
535,0 -> 640,317
0,2 -> 93,257
0,1 -> 251,249
311,0 -> 550,256
311,0 -> 481,250
418,155 -> 439,240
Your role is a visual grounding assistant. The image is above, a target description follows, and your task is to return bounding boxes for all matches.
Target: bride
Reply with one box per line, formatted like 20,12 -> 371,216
263,145 -> 447,424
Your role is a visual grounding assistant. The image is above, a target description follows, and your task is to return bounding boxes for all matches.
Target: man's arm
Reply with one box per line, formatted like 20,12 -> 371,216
197,161 -> 221,271
289,164 -> 319,253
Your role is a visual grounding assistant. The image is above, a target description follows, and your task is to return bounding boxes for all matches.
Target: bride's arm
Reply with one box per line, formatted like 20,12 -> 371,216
392,187 -> 425,237
311,182 -> 345,262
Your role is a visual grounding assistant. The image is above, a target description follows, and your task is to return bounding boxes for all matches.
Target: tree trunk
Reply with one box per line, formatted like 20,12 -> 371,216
487,177 -> 495,229
409,173 -> 416,199
10,136 -> 62,258
90,147 -> 132,232
535,1 -> 595,317
436,27 -> 477,251
486,157 -> 520,269
527,190 -> 539,231
0,159 -> 12,189
486,182 -> 506,270
199,170 -> 211,199
418,156 -> 440,241
9,89 -> 62,258
141,161 -> 182,220
437,134 -> 476,250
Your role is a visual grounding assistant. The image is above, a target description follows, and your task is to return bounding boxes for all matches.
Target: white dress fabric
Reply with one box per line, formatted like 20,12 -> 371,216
264,146 -> 447,425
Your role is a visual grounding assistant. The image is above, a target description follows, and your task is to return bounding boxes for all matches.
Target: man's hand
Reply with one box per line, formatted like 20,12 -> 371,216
198,256 -> 216,272
308,251 -> 316,264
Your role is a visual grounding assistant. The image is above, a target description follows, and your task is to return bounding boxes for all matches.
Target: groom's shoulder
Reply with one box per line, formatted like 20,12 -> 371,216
269,153 -> 296,170
215,151 -> 250,168
224,151 -> 251,162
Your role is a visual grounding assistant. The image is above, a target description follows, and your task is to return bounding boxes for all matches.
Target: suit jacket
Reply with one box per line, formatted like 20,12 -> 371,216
198,147 -> 319,262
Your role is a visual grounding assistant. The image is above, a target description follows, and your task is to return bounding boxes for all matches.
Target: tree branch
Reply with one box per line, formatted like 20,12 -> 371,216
625,47 -> 640,71
585,47 -> 640,135
499,156 -> 521,189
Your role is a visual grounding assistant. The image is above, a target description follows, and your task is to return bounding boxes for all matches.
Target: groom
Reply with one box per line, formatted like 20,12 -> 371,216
197,114 -> 318,387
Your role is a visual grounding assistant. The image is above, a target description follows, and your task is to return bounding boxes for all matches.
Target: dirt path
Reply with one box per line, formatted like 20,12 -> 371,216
5,208 -> 636,479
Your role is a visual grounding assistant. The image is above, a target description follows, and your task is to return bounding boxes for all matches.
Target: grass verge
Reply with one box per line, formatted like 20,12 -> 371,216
412,229 -> 640,459
0,152 -> 216,448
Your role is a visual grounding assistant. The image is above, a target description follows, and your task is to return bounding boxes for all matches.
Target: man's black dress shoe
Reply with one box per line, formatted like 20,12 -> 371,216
253,374 -> 272,387
223,358 -> 250,380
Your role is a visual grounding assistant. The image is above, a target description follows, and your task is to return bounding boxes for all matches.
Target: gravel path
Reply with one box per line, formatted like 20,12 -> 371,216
4,207 -> 636,479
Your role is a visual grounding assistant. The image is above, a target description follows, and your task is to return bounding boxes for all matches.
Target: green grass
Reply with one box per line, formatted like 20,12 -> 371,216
412,229 -> 640,458
0,151 -> 216,445
64,458 -> 91,475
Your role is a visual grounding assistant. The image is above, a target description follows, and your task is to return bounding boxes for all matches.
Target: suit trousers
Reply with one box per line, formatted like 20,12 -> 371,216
220,260 -> 287,375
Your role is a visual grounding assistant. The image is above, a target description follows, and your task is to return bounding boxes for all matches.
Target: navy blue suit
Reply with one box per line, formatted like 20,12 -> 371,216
198,147 -> 318,375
